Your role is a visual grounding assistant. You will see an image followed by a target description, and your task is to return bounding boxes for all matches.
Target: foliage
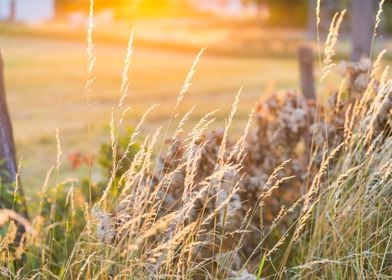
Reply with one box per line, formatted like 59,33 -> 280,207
249,0 -> 309,27
0,180 -> 27,219
78,127 -> 140,205
97,127 -> 140,180
383,2 -> 392,34
56,0 -> 194,17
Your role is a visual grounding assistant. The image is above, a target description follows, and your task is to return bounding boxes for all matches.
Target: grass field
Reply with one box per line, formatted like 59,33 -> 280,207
1,7 -> 392,278
1,35 -> 304,195
2,31 -> 390,199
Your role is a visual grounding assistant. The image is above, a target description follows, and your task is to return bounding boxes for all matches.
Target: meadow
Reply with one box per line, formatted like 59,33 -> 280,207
2,33 -> 303,194
0,5 -> 391,279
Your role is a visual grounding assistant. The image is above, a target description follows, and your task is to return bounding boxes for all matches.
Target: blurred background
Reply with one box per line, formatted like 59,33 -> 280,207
0,0 -> 391,194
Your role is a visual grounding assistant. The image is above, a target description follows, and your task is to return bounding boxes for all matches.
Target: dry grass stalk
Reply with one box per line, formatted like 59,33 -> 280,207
175,48 -> 206,111
0,209 -> 35,236
118,29 -> 135,108
85,0 -> 96,96
321,10 -> 346,82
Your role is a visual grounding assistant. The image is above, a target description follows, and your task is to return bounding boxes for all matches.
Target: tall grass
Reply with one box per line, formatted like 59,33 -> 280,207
0,3 -> 391,280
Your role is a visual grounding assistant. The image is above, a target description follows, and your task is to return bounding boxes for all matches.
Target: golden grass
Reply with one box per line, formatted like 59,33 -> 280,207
0,3 -> 391,280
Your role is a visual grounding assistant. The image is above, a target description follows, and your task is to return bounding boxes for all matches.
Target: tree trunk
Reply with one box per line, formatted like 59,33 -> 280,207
307,0 -> 340,41
0,53 -> 16,184
9,0 -> 16,22
306,0 -> 317,40
351,0 -> 377,62
0,52 -> 28,218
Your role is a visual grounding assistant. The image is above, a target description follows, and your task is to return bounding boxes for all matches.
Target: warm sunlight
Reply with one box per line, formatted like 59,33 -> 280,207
0,0 -> 391,279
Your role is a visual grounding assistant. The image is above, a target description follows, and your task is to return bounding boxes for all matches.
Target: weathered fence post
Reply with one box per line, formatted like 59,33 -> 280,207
298,46 -> 316,100
0,51 -> 28,217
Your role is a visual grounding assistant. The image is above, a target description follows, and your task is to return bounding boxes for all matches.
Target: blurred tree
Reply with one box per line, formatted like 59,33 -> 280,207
305,0 -> 388,61
249,0 -> 309,27
56,0 -> 192,17
56,0 -> 87,11
56,0 -> 131,11
0,52 -> 28,218
307,0 -> 341,40
385,2 -> 392,34
351,0 -> 377,61
9,0 -> 16,21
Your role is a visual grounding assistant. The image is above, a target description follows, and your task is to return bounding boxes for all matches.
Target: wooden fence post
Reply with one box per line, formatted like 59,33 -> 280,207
298,46 -> 316,100
0,51 -> 28,217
